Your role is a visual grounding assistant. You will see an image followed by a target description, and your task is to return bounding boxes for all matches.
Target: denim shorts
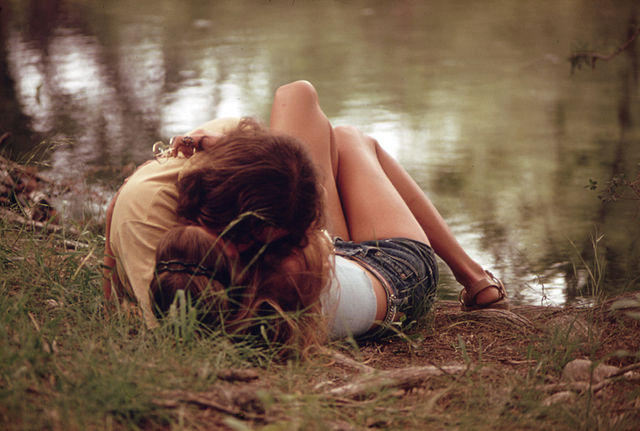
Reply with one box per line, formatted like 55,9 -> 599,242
334,237 -> 439,333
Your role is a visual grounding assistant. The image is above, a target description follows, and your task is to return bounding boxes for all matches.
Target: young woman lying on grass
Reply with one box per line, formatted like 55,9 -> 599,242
102,116 -> 323,331
102,81 -> 508,352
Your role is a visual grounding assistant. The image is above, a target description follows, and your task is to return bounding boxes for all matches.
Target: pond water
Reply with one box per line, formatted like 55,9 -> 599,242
1,0 -> 639,306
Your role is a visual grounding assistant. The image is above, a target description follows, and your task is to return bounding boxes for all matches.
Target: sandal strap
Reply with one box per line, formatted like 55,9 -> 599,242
459,270 -> 507,307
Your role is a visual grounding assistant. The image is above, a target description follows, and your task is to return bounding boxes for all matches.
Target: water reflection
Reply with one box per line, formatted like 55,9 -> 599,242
1,0 -> 639,305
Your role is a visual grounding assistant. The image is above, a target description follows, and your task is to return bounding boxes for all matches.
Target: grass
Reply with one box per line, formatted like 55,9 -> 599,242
1,213 -> 639,431
568,228 -> 608,301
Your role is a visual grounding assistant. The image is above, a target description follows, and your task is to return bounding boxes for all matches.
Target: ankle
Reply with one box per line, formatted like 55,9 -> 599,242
455,268 -> 489,291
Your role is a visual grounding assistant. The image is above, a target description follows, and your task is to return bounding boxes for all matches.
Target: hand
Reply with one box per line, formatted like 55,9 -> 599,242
170,131 -> 224,156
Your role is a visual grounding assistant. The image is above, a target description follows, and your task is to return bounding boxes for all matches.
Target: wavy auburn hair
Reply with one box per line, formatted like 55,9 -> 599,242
151,225 -> 333,354
152,119 -> 332,354
177,118 -> 323,257
151,225 -> 241,326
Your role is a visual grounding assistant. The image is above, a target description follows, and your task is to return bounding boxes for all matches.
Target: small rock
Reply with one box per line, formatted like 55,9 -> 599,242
562,358 -> 620,383
45,299 -> 63,309
542,391 -> 576,407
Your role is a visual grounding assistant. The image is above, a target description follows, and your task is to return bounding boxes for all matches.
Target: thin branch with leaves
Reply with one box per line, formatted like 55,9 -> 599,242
569,26 -> 640,72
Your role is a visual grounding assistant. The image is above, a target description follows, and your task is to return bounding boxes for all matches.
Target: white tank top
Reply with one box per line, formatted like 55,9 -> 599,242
322,255 -> 377,339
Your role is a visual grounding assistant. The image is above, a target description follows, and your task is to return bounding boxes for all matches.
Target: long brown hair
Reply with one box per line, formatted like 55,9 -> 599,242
177,118 -> 323,256
151,224 -> 332,353
152,119 -> 332,354
230,228 -> 333,353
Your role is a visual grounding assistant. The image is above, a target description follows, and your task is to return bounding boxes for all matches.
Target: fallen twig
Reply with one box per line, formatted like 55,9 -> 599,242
608,362 -> 640,379
537,370 -> 640,394
216,368 -> 260,382
321,349 -> 375,374
0,208 -> 79,235
153,388 -> 266,420
499,359 -> 537,366
326,364 -> 467,398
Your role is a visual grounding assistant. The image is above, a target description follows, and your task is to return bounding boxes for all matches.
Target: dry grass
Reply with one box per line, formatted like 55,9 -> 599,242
1,212 -> 639,430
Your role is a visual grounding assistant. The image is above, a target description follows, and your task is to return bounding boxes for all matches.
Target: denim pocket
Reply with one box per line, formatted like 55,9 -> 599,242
334,240 -> 365,258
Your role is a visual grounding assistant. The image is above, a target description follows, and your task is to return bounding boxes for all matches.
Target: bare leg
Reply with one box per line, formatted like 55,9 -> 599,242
340,128 -> 501,306
333,126 -> 428,243
269,81 -> 503,306
269,81 -> 349,239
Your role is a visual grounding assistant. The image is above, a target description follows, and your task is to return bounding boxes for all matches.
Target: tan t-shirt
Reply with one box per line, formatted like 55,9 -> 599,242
109,156 -> 185,326
109,117 -> 240,326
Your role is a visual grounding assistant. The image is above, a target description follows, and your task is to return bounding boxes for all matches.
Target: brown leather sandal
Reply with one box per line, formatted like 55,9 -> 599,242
459,270 -> 509,311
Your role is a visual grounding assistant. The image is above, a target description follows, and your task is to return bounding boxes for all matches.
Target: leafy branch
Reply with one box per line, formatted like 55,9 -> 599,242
569,27 -> 640,73
587,169 -> 640,204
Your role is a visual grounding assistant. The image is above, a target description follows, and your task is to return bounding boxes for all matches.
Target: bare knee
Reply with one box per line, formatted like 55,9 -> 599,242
334,126 -> 362,145
273,80 -> 319,108
334,126 -> 378,155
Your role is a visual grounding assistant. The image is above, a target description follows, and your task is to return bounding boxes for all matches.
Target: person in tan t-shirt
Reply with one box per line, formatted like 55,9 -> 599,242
102,118 -> 240,326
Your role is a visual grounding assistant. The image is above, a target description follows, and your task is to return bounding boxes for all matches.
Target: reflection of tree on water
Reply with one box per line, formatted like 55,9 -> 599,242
569,13 -> 640,300
0,2 -> 37,157
10,0 -> 164,166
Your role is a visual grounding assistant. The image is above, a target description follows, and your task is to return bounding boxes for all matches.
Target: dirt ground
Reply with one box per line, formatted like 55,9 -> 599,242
359,298 -> 640,369
152,297 -> 640,430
